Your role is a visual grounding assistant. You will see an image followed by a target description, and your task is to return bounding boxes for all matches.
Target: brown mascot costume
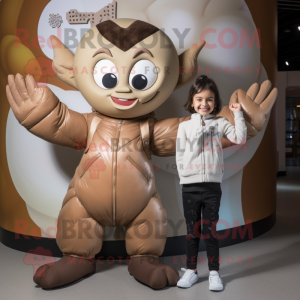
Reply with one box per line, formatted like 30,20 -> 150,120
6,18 -> 278,289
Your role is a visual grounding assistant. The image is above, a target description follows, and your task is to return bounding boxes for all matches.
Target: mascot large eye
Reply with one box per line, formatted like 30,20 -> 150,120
129,60 -> 157,91
94,59 -> 119,89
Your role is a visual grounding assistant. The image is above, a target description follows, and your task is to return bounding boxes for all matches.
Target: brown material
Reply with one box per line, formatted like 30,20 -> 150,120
66,0 -> 117,28
242,0 -> 278,222
16,0 -> 76,92
33,255 -> 96,289
6,73 -> 87,148
140,116 -> 151,159
217,81 -> 278,140
85,116 -> 102,152
50,35 -> 78,89
0,0 -> 48,236
175,40 -> 206,90
125,194 -> 167,257
128,256 -> 179,289
6,73 -> 190,260
96,20 -> 159,52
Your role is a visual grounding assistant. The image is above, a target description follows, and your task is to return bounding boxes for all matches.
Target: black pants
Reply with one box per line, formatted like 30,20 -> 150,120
182,190 -> 222,271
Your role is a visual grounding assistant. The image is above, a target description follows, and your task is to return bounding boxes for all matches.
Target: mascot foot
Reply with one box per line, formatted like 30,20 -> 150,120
128,256 -> 179,289
33,255 -> 95,289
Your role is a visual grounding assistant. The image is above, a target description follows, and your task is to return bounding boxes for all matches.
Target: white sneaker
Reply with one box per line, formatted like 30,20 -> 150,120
177,268 -> 198,288
209,271 -> 223,291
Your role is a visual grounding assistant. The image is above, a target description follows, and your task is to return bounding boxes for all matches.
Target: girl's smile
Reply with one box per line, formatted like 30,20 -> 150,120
191,89 -> 216,116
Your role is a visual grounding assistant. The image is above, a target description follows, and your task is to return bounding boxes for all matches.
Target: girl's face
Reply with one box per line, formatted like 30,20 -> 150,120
191,89 -> 216,116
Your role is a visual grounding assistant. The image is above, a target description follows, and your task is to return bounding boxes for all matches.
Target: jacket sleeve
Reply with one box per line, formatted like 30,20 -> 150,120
23,93 -> 88,150
175,123 -> 187,176
150,116 -> 191,157
222,111 -> 247,144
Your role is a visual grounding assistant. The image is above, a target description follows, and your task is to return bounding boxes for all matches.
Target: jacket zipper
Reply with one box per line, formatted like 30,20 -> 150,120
126,156 -> 150,182
79,153 -> 102,178
210,126 -> 214,160
201,115 -> 205,182
112,120 -> 122,226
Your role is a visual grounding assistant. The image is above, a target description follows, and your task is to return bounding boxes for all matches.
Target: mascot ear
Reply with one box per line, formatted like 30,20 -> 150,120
50,35 -> 78,89
175,40 -> 206,90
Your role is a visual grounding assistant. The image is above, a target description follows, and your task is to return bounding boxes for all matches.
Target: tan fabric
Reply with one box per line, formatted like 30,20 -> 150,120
52,109 -> 189,257
140,116 -> 151,159
128,256 -> 179,289
50,35 -> 78,89
175,40 -> 206,90
7,77 -> 191,258
125,194 -> 166,257
33,255 -> 96,289
217,83 -> 278,141
150,116 -> 191,156
57,197 -> 104,258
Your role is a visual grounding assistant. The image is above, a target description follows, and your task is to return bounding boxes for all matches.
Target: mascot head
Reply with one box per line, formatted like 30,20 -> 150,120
50,18 -> 205,118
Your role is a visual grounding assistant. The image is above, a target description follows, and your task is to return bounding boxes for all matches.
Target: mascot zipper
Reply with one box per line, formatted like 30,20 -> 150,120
112,120 -> 123,225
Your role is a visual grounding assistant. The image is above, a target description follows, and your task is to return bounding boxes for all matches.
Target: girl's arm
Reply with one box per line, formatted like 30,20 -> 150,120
175,123 -> 187,176
222,110 -> 247,145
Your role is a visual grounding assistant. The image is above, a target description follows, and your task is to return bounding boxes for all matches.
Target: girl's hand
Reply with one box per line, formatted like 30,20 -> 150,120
229,103 -> 242,112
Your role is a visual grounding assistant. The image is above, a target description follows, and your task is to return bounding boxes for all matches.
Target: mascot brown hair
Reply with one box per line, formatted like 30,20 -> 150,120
6,18 -> 277,289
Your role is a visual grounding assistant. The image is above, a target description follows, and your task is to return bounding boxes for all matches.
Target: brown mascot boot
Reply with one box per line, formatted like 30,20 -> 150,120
33,255 -> 96,289
128,256 -> 179,289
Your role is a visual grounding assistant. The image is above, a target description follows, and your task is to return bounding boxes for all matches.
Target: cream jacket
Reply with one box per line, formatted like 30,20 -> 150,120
176,111 -> 247,184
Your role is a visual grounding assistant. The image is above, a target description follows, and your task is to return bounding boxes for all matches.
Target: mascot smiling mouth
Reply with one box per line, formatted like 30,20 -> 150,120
110,91 -> 159,108
111,96 -> 138,106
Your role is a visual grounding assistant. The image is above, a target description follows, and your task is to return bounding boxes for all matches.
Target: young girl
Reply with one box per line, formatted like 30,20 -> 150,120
176,75 -> 247,291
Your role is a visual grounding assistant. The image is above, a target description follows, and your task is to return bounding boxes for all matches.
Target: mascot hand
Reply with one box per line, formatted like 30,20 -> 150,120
6,74 -> 59,128
218,80 -> 278,140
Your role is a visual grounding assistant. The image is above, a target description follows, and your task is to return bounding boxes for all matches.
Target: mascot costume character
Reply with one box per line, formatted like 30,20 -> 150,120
6,18 -> 278,289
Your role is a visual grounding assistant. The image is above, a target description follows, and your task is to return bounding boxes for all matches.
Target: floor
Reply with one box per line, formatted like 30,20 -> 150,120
0,166 -> 299,300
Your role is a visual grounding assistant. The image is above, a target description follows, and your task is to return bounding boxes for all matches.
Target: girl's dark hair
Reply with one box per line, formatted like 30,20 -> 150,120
184,75 -> 222,115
